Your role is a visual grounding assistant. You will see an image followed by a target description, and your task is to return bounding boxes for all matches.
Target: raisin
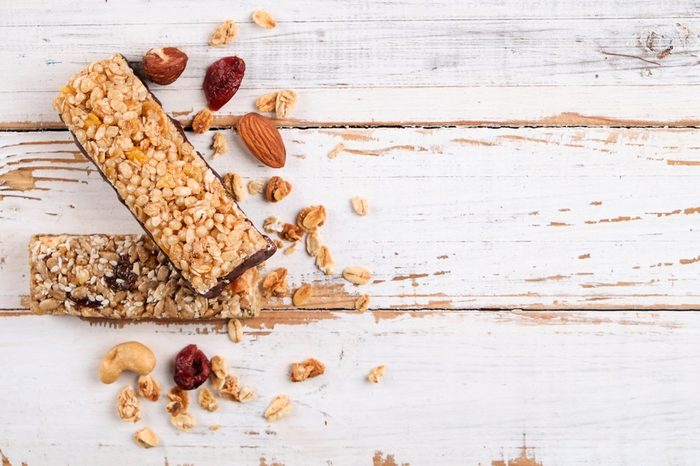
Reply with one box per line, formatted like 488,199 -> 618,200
203,56 -> 245,111
174,344 -> 211,390
68,295 -> 102,309
105,254 -> 137,292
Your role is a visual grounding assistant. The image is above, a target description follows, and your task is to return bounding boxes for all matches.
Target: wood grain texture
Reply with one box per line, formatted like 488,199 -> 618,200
4,127 -> 700,310
1,310 -> 699,465
2,1 -> 700,126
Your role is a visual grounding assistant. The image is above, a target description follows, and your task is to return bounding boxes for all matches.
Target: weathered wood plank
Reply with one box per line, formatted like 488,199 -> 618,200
0,309 -> 698,465
1,2 -> 699,126
4,127 -> 700,310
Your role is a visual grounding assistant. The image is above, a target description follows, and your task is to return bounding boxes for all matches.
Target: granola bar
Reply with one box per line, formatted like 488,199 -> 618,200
53,54 -> 275,297
29,234 -> 261,319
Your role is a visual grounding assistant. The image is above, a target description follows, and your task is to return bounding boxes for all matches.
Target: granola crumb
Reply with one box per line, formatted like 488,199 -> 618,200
354,294 -> 370,311
316,245 -> 335,275
290,358 -> 325,382
209,19 -> 238,46
192,108 -> 213,134
170,412 -> 196,431
274,239 -> 285,249
264,394 -> 292,421
328,143 -> 345,159
237,386 -> 257,403
211,132 -> 228,159
351,196 -> 368,216
283,243 -> 297,255
219,375 -> 240,401
305,231 -> 322,257
261,267 -> 288,297
368,365 -> 385,384
166,386 -> 190,417
263,216 -> 281,233
275,89 -> 297,119
223,172 -> 246,202
198,387 -> 219,412
209,424 -> 221,431
252,10 -> 277,29
137,375 -> 161,402
210,355 -> 227,390
292,284 -> 313,307
296,205 -> 326,233
256,91 -> 278,112
117,386 -> 141,423
227,318 -> 243,343
248,179 -> 265,196
279,223 -> 303,242
134,427 -> 159,448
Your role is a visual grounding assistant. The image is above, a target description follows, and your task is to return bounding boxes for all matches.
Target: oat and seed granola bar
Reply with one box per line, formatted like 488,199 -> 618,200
53,54 -> 275,297
30,235 -> 261,319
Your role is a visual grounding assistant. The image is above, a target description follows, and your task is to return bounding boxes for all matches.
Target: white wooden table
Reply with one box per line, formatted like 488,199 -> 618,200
2,1 -> 700,464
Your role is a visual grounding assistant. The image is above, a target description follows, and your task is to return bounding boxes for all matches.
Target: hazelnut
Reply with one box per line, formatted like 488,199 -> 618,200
264,176 -> 292,202
142,47 -> 188,85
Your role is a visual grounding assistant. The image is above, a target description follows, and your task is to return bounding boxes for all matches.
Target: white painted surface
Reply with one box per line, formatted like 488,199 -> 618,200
1,1 -> 699,126
4,1 -> 700,464
1,310 -> 700,466
4,128 -> 700,310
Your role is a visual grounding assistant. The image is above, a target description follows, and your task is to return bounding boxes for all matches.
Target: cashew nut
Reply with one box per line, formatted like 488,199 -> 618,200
99,341 -> 156,384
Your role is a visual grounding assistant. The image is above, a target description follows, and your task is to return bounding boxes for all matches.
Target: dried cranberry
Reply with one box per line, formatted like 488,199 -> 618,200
203,56 -> 245,111
105,254 -> 137,292
174,344 -> 211,390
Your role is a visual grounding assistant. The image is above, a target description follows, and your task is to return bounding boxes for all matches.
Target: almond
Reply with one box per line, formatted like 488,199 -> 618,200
142,47 -> 188,85
236,113 -> 286,168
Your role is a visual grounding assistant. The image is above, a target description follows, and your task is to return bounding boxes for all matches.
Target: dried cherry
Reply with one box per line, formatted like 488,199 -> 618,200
173,344 -> 211,390
203,56 -> 245,111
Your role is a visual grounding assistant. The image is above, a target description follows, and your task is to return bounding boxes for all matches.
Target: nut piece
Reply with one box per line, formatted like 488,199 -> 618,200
247,179 -> 265,195
261,267 -> 288,297
227,318 -> 243,343
292,284 -> 314,307
134,427 -> 160,448
209,19 -> 238,46
142,47 -> 188,85
368,365 -> 386,384
342,266 -> 372,285
137,375 -> 161,402
354,294 -> 370,311
166,386 -> 190,417
192,108 -> 213,134
264,176 -> 292,202
99,341 -> 156,384
211,132 -> 228,159
236,113 -> 286,168
279,223 -> 303,242
198,388 -> 218,412
252,10 -> 277,29
275,89 -> 297,119
316,246 -> 335,275
305,231 -> 322,257
351,196 -> 369,216
171,412 -> 196,431
256,91 -> 278,112
290,358 -> 325,382
296,205 -> 326,233
264,394 -> 292,421
117,386 -> 141,423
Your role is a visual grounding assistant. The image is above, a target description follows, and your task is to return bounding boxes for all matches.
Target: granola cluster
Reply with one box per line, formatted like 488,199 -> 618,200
53,54 -> 270,296
30,234 -> 260,319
